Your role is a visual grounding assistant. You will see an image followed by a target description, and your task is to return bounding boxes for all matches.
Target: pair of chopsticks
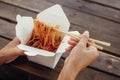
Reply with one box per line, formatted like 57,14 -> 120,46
66,32 -> 110,50
53,28 -> 111,50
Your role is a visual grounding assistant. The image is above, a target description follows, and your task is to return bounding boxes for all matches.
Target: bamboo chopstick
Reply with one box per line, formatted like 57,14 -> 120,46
68,32 -> 104,50
53,28 -> 111,50
70,33 -> 111,47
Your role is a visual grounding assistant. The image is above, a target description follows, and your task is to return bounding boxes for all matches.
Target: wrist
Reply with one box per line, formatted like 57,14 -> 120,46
63,61 -> 78,79
65,59 -> 82,77
58,59 -> 82,80
58,63 -> 76,80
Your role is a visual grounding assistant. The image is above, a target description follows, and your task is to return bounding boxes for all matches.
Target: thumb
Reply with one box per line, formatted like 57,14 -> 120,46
83,31 -> 89,38
12,37 -> 20,44
77,31 -> 89,48
13,47 -> 24,55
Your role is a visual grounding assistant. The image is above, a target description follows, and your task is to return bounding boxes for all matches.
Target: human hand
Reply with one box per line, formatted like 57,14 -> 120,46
0,37 -> 24,64
65,31 -> 99,73
58,31 -> 99,80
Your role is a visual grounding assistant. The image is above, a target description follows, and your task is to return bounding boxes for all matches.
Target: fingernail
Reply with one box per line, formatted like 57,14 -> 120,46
83,31 -> 89,37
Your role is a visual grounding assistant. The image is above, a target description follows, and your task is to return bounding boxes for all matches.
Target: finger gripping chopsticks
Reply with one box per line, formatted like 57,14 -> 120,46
53,28 -> 111,50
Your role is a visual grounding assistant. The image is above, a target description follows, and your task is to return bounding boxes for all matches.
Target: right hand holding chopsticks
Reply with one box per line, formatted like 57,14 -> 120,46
58,31 -> 99,80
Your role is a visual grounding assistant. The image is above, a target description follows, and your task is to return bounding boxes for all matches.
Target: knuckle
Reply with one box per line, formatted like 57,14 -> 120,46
89,47 -> 99,57
93,50 -> 99,57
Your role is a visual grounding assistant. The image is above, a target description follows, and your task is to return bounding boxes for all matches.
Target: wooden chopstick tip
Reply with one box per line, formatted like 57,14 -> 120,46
108,43 -> 111,46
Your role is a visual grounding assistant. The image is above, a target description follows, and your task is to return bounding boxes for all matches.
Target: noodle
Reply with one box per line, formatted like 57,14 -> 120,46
26,19 -> 63,53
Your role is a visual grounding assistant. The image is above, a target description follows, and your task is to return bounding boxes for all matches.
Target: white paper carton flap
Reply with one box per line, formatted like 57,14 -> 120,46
16,15 -> 34,44
37,4 -> 70,32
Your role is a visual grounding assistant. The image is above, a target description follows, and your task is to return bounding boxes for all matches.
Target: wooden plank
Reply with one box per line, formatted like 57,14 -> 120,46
46,0 -> 120,23
1,0 -> 120,56
0,1 -> 37,22
0,19 -> 15,39
0,65 -> 28,80
0,0 -> 120,76
62,51 -> 120,76
87,0 -> 120,10
76,67 -> 120,80
0,15 -> 85,40
1,38 -> 120,80
0,2 -> 120,76
10,57 -> 120,80
0,18 -> 120,76
91,52 -> 120,76
0,0 -> 53,12
10,57 -> 59,80
0,37 -> 9,49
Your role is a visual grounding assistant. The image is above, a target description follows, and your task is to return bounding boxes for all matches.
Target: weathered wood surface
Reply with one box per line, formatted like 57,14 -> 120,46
87,0 -> 120,10
0,17 -> 120,76
1,38 -> 119,80
0,37 -> 9,49
0,0 -> 120,79
0,1 -> 37,22
47,0 -> 120,23
7,56 -> 120,80
0,65 -> 28,80
0,0 -> 120,76
91,52 -> 120,76
13,57 -> 119,80
0,19 -> 15,39
63,51 -> 120,76
1,0 -> 120,57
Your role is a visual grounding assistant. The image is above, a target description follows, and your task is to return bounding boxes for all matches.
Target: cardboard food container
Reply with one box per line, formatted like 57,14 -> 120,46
16,4 -> 70,69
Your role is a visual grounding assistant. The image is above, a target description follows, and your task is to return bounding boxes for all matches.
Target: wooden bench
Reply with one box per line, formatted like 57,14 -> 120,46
0,0 -> 120,80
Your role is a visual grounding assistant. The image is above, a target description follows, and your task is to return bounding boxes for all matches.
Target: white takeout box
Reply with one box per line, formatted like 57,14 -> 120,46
16,4 -> 71,69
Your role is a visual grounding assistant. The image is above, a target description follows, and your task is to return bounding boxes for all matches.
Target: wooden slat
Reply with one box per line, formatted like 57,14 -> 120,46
0,37 -> 9,49
87,0 -> 120,10
0,0 -> 120,56
0,19 -> 120,76
1,37 -> 119,80
0,65 -> 28,80
10,57 -> 59,80
0,0 -> 119,79
0,19 -> 15,39
0,1 -> 37,22
47,0 -> 120,23
0,0 -> 120,76
62,51 -> 120,76
76,67 -> 120,80
1,0 -> 120,24
91,52 -> 120,76
10,57 -> 120,80
0,0 -> 53,12
0,13 -> 85,40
